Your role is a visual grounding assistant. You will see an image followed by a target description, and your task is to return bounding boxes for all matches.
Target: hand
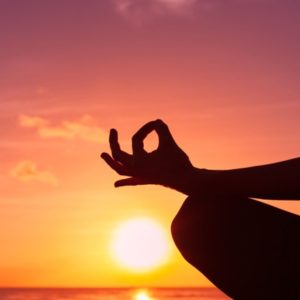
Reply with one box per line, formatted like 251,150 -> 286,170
101,119 -> 195,194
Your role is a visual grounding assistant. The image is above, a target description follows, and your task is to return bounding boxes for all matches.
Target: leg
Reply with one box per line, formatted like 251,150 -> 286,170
171,195 -> 300,299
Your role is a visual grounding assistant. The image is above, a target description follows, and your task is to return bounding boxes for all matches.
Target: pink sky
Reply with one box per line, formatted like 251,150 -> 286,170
0,0 -> 299,287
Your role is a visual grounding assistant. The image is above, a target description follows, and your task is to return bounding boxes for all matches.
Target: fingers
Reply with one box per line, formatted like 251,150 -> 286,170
109,129 -> 132,165
101,152 -> 149,187
154,119 -> 177,148
115,177 -> 149,187
132,120 -> 157,156
132,119 -> 176,156
101,152 -> 131,176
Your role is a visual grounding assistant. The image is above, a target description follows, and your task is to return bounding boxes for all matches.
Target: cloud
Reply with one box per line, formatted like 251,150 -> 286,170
113,0 -> 200,21
10,161 -> 58,186
19,115 -> 48,128
19,114 -> 106,143
115,0 -> 198,13
113,0 -> 267,22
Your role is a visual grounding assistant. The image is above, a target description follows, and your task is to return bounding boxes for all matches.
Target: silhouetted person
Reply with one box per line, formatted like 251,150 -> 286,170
101,119 -> 300,299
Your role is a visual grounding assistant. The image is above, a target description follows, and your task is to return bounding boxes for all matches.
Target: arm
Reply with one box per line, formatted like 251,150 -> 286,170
101,119 -> 300,200
191,158 -> 300,200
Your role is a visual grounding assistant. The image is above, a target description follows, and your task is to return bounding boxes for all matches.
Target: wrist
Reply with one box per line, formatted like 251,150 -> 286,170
178,167 -> 210,195
184,167 -> 219,196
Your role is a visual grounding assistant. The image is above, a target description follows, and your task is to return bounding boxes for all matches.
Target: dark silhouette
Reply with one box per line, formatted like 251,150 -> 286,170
101,119 -> 300,299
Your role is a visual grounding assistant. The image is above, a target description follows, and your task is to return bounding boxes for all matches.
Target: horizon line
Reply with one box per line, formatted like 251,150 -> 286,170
0,286 -> 214,289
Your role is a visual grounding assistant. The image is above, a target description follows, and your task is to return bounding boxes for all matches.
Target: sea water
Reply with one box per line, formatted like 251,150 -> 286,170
0,288 -> 230,300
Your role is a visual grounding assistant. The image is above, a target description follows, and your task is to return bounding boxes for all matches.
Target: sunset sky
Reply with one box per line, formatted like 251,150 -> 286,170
1,0 -> 300,288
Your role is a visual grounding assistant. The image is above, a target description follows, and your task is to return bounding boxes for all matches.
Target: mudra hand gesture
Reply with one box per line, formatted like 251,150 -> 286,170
101,119 -> 195,194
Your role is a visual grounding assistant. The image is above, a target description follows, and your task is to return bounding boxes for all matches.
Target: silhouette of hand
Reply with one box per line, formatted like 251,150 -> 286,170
101,119 -> 195,194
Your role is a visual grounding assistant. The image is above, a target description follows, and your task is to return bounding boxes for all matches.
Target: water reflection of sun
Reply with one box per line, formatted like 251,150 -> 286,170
134,289 -> 152,300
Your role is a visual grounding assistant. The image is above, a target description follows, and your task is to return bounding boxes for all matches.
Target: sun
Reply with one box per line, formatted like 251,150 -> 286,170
111,217 -> 170,272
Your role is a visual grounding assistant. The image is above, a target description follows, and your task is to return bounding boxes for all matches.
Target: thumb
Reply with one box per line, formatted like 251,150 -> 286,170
114,177 -> 149,187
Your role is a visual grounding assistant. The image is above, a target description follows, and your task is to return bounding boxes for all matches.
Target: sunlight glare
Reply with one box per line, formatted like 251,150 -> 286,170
134,290 -> 152,300
112,217 -> 170,272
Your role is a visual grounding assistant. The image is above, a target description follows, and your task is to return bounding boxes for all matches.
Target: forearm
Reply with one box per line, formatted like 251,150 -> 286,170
189,157 -> 300,200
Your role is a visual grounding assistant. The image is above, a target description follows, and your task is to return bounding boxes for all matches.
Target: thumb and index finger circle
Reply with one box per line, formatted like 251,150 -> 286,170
132,119 -> 176,156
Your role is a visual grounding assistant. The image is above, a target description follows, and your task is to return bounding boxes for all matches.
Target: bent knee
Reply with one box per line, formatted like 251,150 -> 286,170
170,195 -> 219,265
171,196 -> 196,253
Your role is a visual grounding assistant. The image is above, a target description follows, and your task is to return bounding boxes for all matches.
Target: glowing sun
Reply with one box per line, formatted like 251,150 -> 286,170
111,217 -> 170,272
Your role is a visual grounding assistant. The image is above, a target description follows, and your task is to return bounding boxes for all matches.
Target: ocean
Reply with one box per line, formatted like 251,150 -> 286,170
0,288 -> 229,300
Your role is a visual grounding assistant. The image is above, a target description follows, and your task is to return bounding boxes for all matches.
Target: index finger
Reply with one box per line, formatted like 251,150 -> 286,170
132,119 -> 176,156
132,120 -> 157,156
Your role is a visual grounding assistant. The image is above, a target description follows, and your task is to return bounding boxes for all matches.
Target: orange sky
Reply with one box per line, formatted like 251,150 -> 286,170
0,0 -> 299,288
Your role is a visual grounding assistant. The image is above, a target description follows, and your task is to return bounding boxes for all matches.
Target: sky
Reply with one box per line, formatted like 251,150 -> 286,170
0,0 -> 300,288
